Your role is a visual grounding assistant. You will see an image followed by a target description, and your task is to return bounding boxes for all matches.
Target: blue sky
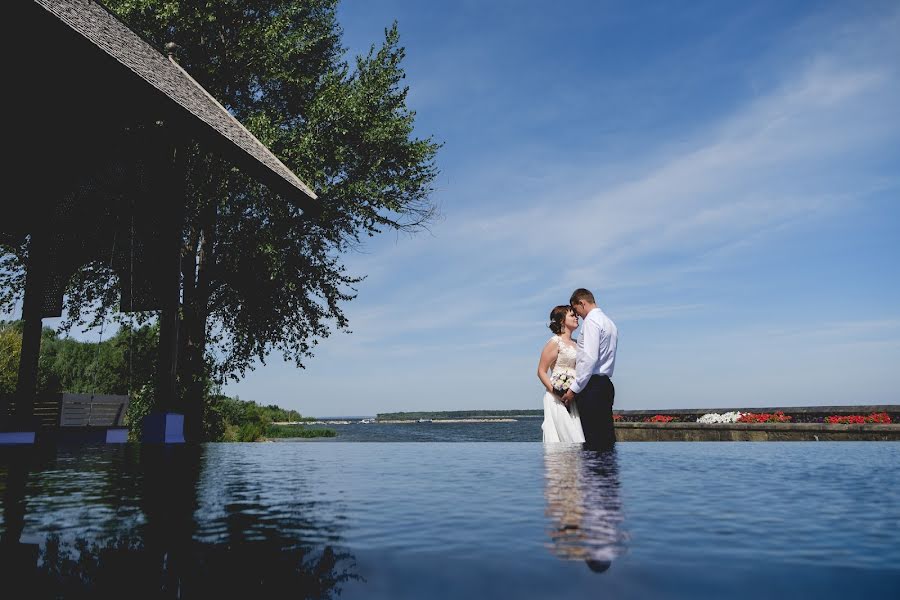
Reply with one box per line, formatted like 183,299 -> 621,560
17,1 -> 897,417
222,0 -> 900,416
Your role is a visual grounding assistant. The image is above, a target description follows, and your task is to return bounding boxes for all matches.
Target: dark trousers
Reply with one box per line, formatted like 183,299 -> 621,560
576,375 -> 615,450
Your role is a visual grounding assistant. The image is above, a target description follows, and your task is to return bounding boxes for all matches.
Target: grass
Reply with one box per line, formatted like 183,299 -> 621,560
264,424 -> 337,439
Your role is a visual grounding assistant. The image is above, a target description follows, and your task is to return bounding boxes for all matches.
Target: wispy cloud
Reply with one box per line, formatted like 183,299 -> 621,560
343,36 -> 898,329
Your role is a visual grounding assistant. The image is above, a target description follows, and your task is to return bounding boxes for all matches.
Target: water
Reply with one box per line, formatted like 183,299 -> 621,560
1,441 -> 898,598
299,416 -> 544,442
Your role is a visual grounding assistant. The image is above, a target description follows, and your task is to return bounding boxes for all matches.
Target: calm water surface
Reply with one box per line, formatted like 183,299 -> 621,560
1,441 -> 898,599
301,416 -> 545,441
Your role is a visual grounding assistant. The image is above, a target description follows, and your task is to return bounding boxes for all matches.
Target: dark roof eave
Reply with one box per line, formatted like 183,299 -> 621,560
34,0 -> 321,217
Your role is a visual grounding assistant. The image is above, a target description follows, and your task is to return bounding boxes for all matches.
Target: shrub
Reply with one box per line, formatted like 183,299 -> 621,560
265,424 -> 336,439
737,411 -> 791,423
644,415 -> 676,423
0,324 -> 22,396
825,412 -> 891,424
697,411 -> 743,424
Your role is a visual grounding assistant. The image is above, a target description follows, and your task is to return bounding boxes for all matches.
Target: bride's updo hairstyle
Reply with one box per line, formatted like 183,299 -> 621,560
548,305 -> 572,334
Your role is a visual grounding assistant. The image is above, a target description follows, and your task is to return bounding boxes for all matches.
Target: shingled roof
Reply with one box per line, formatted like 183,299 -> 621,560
34,0 -> 319,213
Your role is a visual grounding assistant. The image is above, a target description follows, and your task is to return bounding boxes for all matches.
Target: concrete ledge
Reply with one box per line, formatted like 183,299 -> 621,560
0,431 -> 36,445
614,422 -> 900,441
35,426 -> 130,444
141,412 -> 185,443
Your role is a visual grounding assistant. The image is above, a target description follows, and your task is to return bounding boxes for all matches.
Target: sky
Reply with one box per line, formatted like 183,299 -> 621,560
221,0 -> 900,416
15,0 -> 899,417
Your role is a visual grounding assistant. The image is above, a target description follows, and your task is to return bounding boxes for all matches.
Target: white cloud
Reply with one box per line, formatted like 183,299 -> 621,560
343,44 -> 898,327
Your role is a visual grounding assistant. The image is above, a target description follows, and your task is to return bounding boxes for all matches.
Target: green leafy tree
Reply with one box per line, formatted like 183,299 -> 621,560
205,394 -> 331,441
38,324 -> 159,397
0,1 -> 439,438
0,322 -> 23,396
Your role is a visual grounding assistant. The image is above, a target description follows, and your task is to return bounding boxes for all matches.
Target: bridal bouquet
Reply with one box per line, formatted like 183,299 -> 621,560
550,371 -> 575,397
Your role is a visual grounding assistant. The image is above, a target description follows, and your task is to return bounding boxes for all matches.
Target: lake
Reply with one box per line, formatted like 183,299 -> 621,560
1,438 -> 898,598
299,415 -> 545,441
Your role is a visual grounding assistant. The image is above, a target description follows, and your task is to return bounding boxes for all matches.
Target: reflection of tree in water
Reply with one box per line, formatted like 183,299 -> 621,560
543,446 -> 627,572
1,445 -> 360,598
24,529 -> 358,598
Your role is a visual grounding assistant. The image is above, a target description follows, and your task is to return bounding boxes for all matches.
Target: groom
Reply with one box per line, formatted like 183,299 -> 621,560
561,288 -> 618,450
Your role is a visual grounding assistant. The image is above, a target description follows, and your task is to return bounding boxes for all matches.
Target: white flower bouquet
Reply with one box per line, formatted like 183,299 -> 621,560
550,371 -> 575,397
697,411 -> 743,424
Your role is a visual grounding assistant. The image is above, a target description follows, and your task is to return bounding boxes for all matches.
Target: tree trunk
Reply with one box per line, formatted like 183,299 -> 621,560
179,198 -> 216,442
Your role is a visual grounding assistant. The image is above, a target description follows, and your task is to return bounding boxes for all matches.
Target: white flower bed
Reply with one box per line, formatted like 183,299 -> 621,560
697,411 -> 743,424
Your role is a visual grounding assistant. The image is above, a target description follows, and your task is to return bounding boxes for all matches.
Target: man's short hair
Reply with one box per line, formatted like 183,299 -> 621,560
570,288 -> 595,305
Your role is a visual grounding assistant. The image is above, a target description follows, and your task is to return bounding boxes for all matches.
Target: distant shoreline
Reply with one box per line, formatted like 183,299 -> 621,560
276,417 -> 525,425
378,418 -> 519,424
376,410 -> 542,420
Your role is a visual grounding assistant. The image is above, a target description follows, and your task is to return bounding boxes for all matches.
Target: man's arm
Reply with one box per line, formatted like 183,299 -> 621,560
569,314 -> 600,394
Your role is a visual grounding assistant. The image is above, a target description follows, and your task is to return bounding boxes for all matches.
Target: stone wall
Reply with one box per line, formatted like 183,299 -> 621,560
609,405 -> 899,441
614,422 -> 900,442
614,405 -> 898,421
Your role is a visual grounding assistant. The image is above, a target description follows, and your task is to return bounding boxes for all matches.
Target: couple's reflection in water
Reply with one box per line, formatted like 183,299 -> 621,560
0,445 -> 359,599
543,444 -> 627,573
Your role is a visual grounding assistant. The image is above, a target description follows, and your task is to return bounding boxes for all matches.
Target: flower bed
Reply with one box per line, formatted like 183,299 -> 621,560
644,415 -> 675,423
737,411 -> 791,423
613,414 -> 681,423
697,411 -> 743,424
825,412 -> 891,424
612,409 -> 896,426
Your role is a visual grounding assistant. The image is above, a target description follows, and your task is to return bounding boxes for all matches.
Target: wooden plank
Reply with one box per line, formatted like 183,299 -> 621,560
3,394 -> 61,429
59,393 -> 129,427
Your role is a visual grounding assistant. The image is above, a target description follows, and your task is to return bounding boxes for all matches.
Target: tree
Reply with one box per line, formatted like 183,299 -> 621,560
0,322 -> 22,397
0,0 -> 440,438
0,321 -> 159,397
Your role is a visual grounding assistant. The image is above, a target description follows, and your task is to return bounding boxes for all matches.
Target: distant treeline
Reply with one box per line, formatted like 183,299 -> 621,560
206,396 -> 333,442
377,409 -> 543,420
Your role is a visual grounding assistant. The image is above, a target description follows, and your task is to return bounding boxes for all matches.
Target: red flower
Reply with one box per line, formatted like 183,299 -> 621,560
870,412 -> 892,423
826,412 -> 892,424
738,411 -> 792,423
644,414 -> 675,423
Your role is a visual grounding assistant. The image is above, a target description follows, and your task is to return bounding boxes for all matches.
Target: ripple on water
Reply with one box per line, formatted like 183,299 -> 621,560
1,441 -> 899,598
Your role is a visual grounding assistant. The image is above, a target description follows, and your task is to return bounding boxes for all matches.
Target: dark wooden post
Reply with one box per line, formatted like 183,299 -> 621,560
13,236 -> 50,426
155,301 -> 180,412
155,235 -> 181,415
155,141 -> 187,417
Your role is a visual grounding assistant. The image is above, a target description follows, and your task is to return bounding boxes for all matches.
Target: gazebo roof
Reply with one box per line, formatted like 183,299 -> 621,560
33,0 -> 319,213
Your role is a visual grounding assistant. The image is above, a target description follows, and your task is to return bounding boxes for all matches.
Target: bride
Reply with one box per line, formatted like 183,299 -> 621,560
538,305 -> 585,443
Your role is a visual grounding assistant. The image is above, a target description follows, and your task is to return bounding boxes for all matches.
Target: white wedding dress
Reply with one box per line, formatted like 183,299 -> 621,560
542,335 -> 586,443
